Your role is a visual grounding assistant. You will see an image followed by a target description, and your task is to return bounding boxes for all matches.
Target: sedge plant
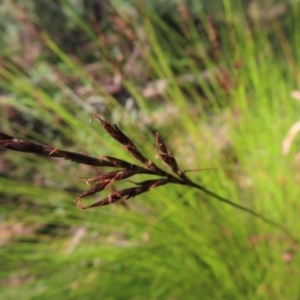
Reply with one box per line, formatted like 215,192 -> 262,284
1,1 -> 300,300
0,114 -> 296,243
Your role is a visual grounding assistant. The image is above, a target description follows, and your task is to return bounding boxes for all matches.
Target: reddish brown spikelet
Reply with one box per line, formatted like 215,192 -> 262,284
78,178 -> 169,209
75,181 -> 110,207
156,132 -> 180,174
0,138 -> 113,167
82,169 -> 137,184
90,114 -> 149,164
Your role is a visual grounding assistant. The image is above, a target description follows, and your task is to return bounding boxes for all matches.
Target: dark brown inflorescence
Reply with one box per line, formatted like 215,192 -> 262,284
0,116 -> 184,209
0,115 -> 297,244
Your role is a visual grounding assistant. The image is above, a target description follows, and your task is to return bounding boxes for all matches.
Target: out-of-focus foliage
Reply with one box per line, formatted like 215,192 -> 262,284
1,0 -> 300,299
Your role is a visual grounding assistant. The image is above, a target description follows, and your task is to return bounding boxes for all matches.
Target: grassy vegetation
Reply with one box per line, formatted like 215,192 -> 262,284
1,1 -> 300,299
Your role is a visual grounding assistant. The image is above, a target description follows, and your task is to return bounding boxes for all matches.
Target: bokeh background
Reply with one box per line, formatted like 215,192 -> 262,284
1,0 -> 300,299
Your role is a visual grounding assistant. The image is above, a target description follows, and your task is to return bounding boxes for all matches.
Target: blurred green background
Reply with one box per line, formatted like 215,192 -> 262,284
1,0 -> 300,299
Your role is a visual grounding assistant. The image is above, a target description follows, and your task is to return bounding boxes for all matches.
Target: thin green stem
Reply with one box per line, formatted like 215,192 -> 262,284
181,180 -> 298,243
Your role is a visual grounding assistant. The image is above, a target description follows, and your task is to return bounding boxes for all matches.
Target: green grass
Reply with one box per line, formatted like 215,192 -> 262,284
1,1 -> 300,299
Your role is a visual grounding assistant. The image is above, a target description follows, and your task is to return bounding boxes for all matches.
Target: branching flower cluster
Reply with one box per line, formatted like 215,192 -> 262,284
0,115 -> 188,209
0,115 -> 297,243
